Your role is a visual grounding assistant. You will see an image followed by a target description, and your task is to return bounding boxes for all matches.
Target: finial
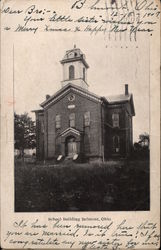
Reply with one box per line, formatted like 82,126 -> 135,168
74,44 -> 76,49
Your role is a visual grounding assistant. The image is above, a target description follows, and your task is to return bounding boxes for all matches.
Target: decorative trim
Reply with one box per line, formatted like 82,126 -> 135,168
68,94 -> 75,101
60,57 -> 89,68
62,78 -> 89,86
60,127 -> 80,137
44,89 -> 71,108
68,104 -> 75,109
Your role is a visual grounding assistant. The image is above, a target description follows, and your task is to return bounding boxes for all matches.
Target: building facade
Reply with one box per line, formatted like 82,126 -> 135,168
33,47 -> 135,162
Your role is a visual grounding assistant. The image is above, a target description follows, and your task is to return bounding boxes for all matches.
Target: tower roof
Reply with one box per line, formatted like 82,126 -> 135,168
60,46 -> 89,68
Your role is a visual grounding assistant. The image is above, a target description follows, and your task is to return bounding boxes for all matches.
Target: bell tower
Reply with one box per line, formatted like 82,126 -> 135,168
60,45 -> 89,90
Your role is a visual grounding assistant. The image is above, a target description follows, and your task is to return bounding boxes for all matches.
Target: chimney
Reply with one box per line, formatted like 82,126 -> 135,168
46,94 -> 50,100
125,84 -> 128,95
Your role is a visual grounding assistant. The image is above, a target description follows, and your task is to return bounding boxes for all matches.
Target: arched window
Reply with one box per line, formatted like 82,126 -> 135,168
83,68 -> 85,81
69,65 -> 75,80
113,136 -> 120,153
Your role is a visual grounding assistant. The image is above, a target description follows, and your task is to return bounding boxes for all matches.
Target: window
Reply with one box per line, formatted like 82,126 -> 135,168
112,113 -> 119,127
69,65 -> 75,80
55,114 -> 61,129
84,111 -> 90,127
113,136 -> 120,153
41,121 -> 44,133
69,113 -> 75,127
83,68 -> 85,81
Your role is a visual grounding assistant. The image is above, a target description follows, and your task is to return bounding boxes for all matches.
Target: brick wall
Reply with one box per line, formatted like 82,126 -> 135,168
43,89 -> 102,159
36,91 -> 134,160
103,103 -> 133,158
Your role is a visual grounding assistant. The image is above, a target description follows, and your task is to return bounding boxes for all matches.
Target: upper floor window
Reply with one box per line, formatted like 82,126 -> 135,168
84,111 -> 90,127
69,65 -> 75,80
55,114 -> 61,129
112,113 -> 119,127
41,121 -> 44,133
69,113 -> 75,127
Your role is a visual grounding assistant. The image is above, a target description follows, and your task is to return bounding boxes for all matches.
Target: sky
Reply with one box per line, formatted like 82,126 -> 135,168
14,32 -> 150,142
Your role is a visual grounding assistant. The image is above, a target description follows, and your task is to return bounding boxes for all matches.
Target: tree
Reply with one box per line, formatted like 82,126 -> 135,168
14,112 -> 36,156
133,132 -> 150,159
139,132 -> 150,148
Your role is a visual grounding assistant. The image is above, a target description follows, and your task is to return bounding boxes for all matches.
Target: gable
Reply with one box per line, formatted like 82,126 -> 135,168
40,83 -> 101,109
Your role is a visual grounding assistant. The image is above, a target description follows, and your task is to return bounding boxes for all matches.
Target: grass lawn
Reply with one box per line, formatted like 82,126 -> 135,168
15,159 -> 150,212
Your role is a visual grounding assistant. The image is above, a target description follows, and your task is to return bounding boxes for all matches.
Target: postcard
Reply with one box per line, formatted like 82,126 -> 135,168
1,0 -> 160,249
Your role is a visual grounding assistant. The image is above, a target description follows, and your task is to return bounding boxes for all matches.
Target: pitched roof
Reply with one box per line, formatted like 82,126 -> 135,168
105,94 -> 131,103
38,83 -> 135,116
103,93 -> 135,116
31,109 -> 44,113
40,83 -> 101,108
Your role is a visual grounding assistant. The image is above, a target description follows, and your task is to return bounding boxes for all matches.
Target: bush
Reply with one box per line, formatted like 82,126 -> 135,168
131,144 -> 149,160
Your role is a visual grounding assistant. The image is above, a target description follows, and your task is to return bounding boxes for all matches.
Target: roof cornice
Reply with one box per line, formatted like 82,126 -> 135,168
60,56 -> 89,68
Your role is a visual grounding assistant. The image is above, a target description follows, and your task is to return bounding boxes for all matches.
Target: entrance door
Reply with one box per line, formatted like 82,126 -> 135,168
67,137 -> 77,157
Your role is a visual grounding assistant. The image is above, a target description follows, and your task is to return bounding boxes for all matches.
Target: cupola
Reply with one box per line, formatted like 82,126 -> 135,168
60,45 -> 89,90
